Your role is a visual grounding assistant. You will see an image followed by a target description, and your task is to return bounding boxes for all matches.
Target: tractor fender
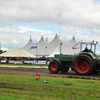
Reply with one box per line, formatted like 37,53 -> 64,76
79,53 -> 93,59
52,58 -> 62,68
79,53 -> 98,60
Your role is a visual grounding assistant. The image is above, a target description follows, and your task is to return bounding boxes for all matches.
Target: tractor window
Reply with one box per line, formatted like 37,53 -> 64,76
81,44 -> 90,52
81,42 -> 95,53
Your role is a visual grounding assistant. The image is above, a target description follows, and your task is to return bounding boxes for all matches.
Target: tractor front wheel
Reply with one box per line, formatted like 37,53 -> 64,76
49,60 -> 60,74
73,55 -> 94,75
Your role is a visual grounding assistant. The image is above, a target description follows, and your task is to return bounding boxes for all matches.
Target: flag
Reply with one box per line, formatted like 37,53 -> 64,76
72,40 -> 82,49
30,42 -> 37,49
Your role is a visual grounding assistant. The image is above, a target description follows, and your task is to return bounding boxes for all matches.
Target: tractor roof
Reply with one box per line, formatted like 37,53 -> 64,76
81,42 -> 96,45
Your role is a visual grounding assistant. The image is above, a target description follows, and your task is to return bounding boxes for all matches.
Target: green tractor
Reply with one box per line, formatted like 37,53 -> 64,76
48,41 -> 100,75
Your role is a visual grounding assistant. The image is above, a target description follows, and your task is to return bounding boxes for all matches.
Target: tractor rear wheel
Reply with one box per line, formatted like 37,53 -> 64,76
49,60 -> 60,74
73,55 -> 94,75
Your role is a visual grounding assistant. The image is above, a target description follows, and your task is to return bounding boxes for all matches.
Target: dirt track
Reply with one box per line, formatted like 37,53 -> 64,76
0,67 -> 100,80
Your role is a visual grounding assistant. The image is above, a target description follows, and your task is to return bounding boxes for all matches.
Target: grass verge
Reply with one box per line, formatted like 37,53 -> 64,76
0,74 -> 100,100
0,64 -> 48,67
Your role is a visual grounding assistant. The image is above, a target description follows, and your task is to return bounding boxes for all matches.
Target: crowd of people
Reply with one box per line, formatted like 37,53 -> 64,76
0,56 -> 53,64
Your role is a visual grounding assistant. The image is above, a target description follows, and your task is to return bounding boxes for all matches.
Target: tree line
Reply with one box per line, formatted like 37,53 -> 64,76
0,50 -> 7,54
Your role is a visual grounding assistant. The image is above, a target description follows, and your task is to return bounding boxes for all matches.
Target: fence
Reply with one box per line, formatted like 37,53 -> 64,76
1,60 -> 50,65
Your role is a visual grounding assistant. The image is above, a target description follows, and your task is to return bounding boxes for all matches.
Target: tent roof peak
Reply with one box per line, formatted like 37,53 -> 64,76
72,35 -> 75,40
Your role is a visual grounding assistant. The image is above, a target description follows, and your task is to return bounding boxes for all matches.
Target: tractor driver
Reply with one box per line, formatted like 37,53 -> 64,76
83,47 -> 88,52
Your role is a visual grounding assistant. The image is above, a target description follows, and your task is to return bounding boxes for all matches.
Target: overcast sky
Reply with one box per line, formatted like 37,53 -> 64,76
0,0 -> 100,53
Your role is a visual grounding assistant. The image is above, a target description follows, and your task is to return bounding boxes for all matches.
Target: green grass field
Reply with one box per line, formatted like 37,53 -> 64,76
0,64 -> 48,67
0,73 -> 100,100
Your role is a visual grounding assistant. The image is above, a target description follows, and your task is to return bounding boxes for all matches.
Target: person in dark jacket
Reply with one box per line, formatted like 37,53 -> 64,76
83,47 -> 88,52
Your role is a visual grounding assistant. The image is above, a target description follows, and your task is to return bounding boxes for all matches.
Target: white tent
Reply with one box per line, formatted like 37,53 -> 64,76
37,34 -> 62,56
23,34 -> 80,57
36,34 -> 79,56
48,48 -> 60,57
62,36 -> 79,54
23,36 -> 49,56
0,49 -> 36,58
22,36 -> 36,54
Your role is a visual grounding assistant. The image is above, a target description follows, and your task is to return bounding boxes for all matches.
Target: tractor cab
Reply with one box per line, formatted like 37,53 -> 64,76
80,40 -> 98,54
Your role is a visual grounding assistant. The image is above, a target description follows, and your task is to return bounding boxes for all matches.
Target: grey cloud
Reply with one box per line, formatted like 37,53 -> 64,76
0,0 -> 100,28
0,0 -> 100,50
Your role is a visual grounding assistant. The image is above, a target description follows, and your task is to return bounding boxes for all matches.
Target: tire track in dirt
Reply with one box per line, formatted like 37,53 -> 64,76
0,67 -> 100,80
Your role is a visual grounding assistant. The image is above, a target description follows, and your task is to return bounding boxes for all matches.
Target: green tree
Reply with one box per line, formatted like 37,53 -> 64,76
0,50 -> 7,54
